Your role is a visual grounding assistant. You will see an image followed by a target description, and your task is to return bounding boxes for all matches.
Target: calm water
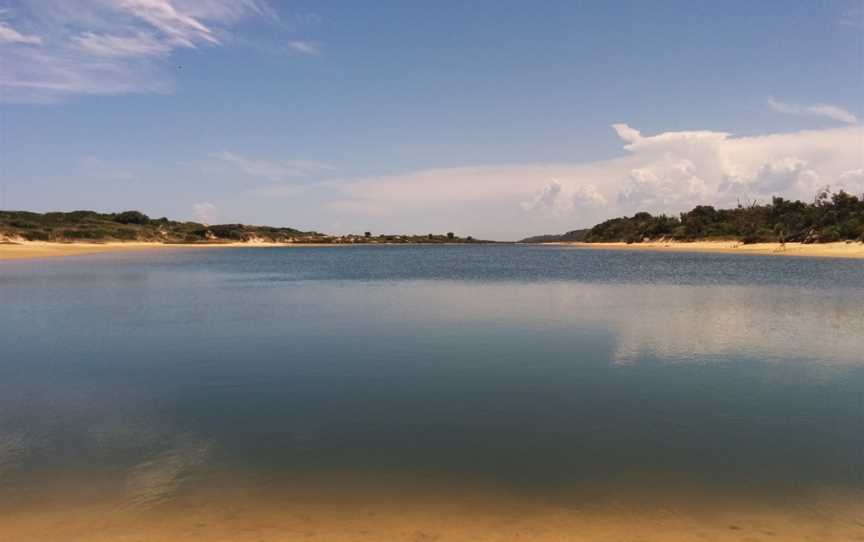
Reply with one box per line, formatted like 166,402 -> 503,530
1,245 -> 863,539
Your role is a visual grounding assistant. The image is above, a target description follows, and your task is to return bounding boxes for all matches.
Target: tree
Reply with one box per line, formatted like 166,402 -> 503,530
364,231 -> 371,238
447,232 -> 455,240
114,210 -> 150,225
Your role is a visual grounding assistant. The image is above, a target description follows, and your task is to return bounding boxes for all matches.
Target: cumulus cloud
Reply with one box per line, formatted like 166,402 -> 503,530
522,179 -> 564,214
192,201 -> 218,224
522,179 -> 606,216
718,157 -> 823,201
328,123 -> 863,240
618,157 -> 710,209
837,169 -> 864,195
0,0 -> 279,102
611,123 -> 642,145
572,183 -> 607,209
768,97 -> 858,124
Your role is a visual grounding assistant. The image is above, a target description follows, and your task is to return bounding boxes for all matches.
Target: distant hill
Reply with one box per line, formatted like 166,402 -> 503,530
520,189 -> 864,244
519,229 -> 589,243
0,210 -> 316,243
0,210 -> 485,244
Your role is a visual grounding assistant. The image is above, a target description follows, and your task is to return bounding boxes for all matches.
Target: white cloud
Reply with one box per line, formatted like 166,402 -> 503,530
611,123 -> 642,145
522,179 -> 606,216
522,179 -> 564,214
0,20 -> 41,44
173,0 -> 279,23
0,0 -> 278,102
214,151 -> 334,181
837,169 -> 864,195
618,157 -> 710,209
247,184 -> 306,198
287,40 -> 319,55
119,0 -> 219,47
572,183 -> 607,209
192,201 -> 218,224
70,31 -> 174,57
755,158 -> 819,192
768,97 -> 858,124
327,124 -> 863,240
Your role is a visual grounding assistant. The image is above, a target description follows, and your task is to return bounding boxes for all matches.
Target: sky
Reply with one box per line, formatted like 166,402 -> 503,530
1,0 -> 862,240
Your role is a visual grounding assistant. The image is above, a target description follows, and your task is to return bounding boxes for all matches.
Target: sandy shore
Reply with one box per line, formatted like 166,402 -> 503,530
0,241 -> 487,261
4,240 -> 864,261
0,241 -> 334,261
547,240 -> 864,259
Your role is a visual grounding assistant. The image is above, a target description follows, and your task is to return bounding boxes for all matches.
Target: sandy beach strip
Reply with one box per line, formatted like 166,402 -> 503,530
3,240 -> 864,261
0,241 -> 488,261
544,240 -> 864,259
0,241 -> 336,261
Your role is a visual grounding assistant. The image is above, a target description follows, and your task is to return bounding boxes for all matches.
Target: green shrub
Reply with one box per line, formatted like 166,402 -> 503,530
114,211 -> 150,225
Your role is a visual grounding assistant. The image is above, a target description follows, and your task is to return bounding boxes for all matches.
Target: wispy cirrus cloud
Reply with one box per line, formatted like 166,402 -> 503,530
70,31 -> 174,57
768,97 -> 858,124
0,0 -> 286,102
247,184 -> 307,198
214,151 -> 334,181
287,40 -> 319,55
0,19 -> 41,44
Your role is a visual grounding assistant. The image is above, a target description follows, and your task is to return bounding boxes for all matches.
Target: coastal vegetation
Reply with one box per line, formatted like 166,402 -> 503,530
0,210 -> 482,244
523,189 -> 864,244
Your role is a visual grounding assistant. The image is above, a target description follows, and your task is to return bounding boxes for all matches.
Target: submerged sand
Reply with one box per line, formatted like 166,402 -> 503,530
548,240 -> 864,259
2,476 -> 862,542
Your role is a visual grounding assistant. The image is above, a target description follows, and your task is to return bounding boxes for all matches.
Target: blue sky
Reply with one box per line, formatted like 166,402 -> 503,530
1,0 -> 862,239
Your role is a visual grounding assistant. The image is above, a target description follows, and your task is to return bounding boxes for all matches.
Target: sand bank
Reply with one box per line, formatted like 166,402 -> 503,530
547,240 -> 864,259
0,241 -> 332,261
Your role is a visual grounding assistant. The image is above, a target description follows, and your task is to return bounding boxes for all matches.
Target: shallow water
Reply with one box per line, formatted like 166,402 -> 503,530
1,245 -> 863,540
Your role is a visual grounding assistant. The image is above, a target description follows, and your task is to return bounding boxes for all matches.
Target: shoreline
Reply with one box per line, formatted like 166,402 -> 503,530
0,241 -> 302,261
0,241 -> 490,261
541,240 -> 864,259
3,239 -> 864,261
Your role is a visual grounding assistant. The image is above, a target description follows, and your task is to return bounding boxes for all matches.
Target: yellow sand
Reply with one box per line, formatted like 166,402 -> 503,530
0,241 -> 326,261
3,240 -> 863,261
550,240 -> 864,259
2,480 -> 862,542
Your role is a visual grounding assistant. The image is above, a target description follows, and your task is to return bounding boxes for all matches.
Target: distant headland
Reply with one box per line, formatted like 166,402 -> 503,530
0,209 -> 490,260
0,210 -> 483,245
521,189 -> 864,246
